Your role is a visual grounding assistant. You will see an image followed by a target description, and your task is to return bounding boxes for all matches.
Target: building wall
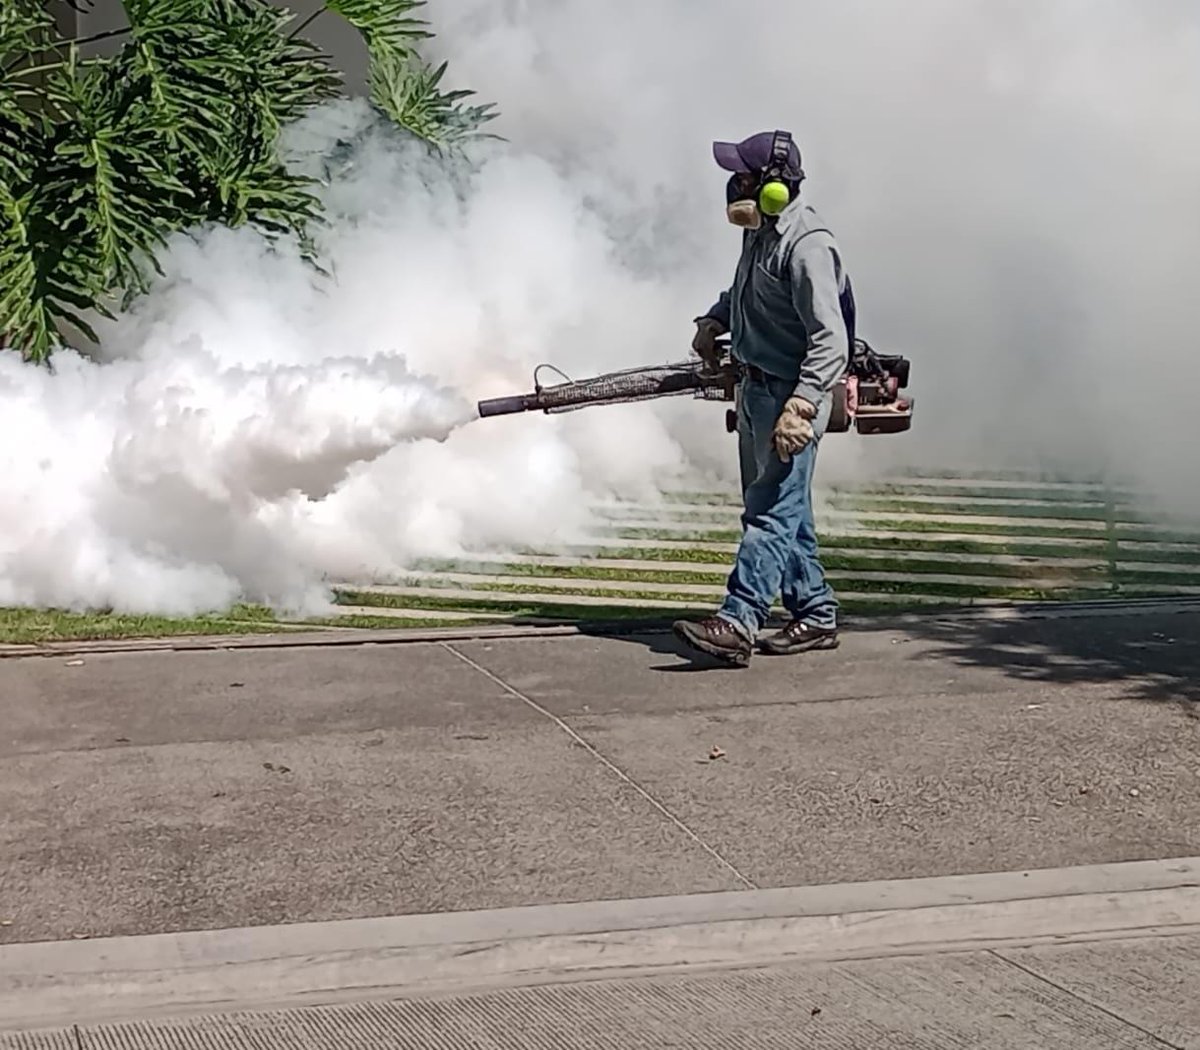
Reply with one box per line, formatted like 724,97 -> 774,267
49,0 -> 370,91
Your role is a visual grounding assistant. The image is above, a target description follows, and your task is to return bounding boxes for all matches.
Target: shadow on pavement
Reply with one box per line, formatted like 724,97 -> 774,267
574,620 -> 730,673
898,608 -> 1200,713
575,615 -> 802,673
576,606 -> 1200,705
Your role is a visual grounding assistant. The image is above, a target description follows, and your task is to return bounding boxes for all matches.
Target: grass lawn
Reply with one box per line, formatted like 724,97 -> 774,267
0,606 -> 537,646
0,605 -> 285,645
6,476 -> 1195,646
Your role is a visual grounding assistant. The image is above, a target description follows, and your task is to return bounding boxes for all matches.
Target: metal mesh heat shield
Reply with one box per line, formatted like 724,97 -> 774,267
535,361 -> 716,414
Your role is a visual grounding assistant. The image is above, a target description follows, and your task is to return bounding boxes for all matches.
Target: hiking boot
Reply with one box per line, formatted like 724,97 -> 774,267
672,616 -> 753,668
758,620 -> 839,656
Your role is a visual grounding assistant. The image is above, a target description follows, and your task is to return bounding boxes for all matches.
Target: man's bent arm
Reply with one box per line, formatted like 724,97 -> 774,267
788,235 -> 849,405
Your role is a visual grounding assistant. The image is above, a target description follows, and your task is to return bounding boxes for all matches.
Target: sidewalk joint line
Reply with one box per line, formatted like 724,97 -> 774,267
441,642 -> 757,890
989,949 -> 1186,1049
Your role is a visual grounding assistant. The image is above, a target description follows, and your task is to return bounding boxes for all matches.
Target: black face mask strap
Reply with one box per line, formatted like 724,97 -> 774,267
767,130 -> 791,181
766,130 -> 804,188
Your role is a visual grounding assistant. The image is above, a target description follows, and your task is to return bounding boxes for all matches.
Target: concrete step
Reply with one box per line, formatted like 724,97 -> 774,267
333,606 -> 512,622
598,511 -> 1112,532
413,551 -> 1111,573
5,858 -> 1198,1040
338,585 -> 704,610
566,534 -> 1105,555
335,585 -> 984,612
839,475 -> 1128,493
369,571 -> 1112,596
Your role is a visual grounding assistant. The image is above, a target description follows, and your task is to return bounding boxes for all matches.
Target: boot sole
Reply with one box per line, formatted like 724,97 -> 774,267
672,624 -> 752,668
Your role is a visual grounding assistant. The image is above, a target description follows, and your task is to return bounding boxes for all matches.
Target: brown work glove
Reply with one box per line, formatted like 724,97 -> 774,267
772,397 -> 817,461
692,317 -> 727,371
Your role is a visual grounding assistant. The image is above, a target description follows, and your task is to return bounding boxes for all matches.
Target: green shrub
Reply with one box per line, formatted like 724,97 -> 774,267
0,0 -> 495,362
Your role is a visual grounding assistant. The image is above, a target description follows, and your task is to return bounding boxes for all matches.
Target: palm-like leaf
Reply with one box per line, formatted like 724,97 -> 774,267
326,0 -> 496,148
0,179 -> 47,354
44,49 -> 185,292
2,5 -> 72,357
369,51 -> 497,150
0,4 -> 53,175
1,0 -> 498,362
323,0 -> 430,55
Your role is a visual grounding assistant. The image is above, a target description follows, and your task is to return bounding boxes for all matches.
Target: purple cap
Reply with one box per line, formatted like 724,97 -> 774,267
712,131 -> 803,179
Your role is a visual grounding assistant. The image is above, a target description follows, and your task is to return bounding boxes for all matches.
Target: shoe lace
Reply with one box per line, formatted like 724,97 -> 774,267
701,617 -> 744,641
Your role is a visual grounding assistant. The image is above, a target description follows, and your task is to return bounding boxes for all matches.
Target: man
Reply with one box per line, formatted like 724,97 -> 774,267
673,129 -> 853,668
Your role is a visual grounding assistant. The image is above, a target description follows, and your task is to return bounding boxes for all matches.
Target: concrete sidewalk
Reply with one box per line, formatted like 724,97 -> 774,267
4,857 -> 1200,1044
6,944 -> 1199,1048
30,939 -> 1193,1049
0,601 -> 1197,1041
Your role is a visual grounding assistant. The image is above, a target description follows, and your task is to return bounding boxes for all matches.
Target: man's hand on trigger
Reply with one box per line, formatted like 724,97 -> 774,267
772,396 -> 817,461
692,317 -> 726,372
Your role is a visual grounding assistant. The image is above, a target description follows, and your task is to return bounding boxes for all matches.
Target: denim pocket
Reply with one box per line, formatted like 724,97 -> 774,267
750,261 -> 792,319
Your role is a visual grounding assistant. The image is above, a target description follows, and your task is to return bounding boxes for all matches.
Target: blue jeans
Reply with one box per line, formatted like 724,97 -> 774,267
717,373 -> 839,639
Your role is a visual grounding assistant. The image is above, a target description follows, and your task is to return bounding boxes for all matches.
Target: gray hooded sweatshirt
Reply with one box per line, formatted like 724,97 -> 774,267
703,197 -> 851,407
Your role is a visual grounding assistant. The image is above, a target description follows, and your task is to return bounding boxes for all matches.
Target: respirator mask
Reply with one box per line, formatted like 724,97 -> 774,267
724,130 -> 800,229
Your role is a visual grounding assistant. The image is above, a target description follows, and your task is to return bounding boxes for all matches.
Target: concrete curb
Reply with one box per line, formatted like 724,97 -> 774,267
1,595 -> 1198,660
3,856 -> 1199,1031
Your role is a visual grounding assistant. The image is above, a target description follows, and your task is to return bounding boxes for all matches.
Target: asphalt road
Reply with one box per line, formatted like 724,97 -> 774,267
2,605 -> 1198,945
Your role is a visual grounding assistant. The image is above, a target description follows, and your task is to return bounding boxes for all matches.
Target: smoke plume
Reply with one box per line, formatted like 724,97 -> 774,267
431,0 -> 1200,504
1,0 -> 1197,616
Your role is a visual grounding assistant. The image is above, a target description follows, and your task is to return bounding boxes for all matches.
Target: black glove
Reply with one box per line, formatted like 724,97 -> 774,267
692,317 -> 727,371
